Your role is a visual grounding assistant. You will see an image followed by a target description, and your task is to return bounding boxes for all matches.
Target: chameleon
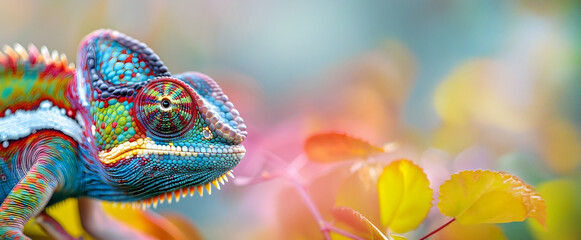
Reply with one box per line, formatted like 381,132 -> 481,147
0,29 -> 247,239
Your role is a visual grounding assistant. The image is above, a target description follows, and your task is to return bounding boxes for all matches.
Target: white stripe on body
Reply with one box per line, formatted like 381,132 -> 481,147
0,100 -> 84,146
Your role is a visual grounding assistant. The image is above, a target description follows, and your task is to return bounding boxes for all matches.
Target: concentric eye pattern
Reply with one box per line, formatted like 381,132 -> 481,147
136,78 -> 196,138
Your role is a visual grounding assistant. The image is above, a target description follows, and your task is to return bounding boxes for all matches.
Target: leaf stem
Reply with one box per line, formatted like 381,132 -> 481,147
292,177 -> 332,240
419,218 -> 455,240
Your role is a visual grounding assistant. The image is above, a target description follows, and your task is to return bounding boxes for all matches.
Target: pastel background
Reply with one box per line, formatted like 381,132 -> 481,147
1,1 -> 580,239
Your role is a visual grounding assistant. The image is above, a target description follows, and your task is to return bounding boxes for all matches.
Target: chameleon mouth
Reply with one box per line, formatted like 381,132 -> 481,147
104,170 -> 235,210
98,137 -> 246,164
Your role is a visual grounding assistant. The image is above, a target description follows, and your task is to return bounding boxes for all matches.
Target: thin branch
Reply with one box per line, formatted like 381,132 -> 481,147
243,151 -> 372,240
292,178 -> 331,240
232,170 -> 285,186
265,151 -> 292,168
419,218 -> 455,240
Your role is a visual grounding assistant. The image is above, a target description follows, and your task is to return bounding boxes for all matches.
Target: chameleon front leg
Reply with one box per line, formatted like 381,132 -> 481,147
0,134 -> 79,239
0,159 -> 61,239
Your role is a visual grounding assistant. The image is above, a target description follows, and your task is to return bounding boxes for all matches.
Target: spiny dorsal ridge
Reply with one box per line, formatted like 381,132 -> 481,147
0,44 -> 75,71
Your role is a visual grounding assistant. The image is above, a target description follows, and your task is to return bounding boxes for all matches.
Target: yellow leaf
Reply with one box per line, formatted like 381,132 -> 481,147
438,170 -> 546,226
434,60 -> 536,131
331,206 -> 388,240
377,159 -> 432,233
434,61 -> 483,126
431,123 -> 476,155
305,132 -> 384,162
433,221 -> 507,240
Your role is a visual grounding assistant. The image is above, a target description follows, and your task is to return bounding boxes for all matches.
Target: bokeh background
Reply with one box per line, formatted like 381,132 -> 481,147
2,1 -> 580,239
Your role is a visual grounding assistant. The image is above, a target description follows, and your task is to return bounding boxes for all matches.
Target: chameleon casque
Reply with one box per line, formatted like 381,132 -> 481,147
0,29 -> 247,238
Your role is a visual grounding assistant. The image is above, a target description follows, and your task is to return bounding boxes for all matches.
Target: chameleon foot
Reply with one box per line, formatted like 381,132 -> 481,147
0,227 -> 31,240
36,212 -> 81,240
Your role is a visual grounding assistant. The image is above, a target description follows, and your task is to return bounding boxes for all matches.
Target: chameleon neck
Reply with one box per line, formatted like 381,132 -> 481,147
75,133 -> 133,202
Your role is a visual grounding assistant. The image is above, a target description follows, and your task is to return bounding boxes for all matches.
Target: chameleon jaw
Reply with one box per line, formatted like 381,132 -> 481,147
97,137 -> 243,209
97,137 -> 246,164
104,170 -> 236,210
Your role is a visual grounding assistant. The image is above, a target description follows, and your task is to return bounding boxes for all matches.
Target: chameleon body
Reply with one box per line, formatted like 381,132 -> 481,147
0,30 -> 247,238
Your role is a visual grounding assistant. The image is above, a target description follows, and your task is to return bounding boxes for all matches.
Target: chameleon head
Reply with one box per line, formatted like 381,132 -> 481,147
78,30 -> 246,204
94,74 -> 246,200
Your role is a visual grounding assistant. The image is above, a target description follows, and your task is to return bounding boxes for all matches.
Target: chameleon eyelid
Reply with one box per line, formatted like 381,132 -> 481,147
135,77 -> 197,138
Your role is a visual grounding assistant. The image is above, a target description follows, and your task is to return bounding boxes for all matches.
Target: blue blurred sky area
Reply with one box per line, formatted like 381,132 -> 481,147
0,1 -> 579,130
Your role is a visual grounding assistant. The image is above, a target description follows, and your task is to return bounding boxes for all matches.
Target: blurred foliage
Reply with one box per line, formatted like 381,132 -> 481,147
305,133 -> 384,163
331,207 -> 388,240
24,199 -> 202,240
528,180 -> 581,240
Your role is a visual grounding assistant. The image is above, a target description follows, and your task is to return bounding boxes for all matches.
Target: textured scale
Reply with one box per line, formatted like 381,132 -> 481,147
0,30 -> 246,239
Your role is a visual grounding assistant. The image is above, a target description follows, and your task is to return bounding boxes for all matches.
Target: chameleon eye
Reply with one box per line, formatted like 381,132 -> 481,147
136,78 -> 196,138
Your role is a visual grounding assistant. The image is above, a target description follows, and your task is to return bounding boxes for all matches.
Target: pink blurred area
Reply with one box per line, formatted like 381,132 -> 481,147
2,1 -> 580,239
